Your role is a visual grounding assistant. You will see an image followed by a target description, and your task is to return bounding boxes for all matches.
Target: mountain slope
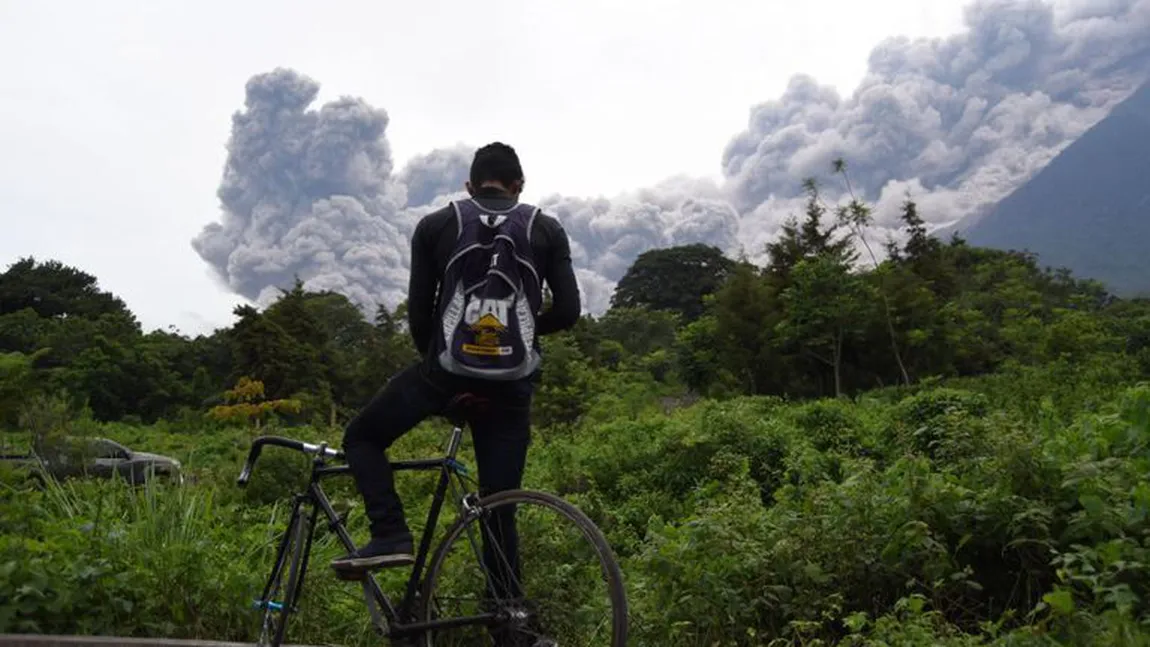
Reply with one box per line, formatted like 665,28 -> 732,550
955,80 -> 1150,297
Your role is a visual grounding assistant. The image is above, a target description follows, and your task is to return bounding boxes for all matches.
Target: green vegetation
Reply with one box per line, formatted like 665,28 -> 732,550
2,166 -> 1150,645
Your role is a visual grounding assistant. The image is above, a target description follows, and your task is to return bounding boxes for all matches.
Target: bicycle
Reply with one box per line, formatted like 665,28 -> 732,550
238,394 -> 629,646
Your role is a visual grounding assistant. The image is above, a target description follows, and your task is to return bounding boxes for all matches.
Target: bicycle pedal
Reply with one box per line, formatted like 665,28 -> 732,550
331,560 -> 412,581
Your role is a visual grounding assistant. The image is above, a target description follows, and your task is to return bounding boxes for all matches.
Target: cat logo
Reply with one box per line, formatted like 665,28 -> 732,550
462,297 -> 513,356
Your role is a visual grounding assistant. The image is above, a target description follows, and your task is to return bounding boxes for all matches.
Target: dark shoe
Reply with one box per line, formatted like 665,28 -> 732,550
330,533 -> 414,574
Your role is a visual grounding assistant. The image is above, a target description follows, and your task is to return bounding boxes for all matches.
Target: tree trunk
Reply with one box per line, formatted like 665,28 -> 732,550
881,296 -> 911,386
846,217 -> 912,387
833,329 -> 844,398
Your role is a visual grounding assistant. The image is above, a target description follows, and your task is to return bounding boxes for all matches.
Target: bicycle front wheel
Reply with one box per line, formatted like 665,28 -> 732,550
254,504 -> 310,647
418,489 -> 628,646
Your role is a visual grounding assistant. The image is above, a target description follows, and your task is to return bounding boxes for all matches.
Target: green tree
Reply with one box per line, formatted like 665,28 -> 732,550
610,244 -> 737,322
887,193 -> 943,272
375,301 -> 401,337
595,307 -> 680,359
0,351 -> 44,428
709,262 -> 783,395
829,161 -> 910,386
673,313 -> 742,398
299,289 -> 418,418
764,179 -> 852,283
46,328 -> 181,422
0,308 -> 49,354
776,256 -> 874,398
227,304 -> 318,402
0,257 -> 132,320
533,332 -> 598,429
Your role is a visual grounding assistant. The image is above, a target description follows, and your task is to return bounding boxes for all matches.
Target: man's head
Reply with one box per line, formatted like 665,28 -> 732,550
466,142 -> 525,197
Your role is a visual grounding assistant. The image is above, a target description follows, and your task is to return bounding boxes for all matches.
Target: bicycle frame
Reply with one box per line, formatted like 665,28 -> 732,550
242,426 -> 499,640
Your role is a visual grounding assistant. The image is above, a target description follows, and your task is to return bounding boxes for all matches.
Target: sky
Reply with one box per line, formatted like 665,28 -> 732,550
1,0 -> 1144,337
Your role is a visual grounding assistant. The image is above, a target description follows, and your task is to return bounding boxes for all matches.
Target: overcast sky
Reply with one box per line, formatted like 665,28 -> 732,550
0,0 -> 1005,335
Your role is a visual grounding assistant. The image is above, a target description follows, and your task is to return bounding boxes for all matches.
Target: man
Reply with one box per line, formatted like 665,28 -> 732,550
332,142 -> 581,577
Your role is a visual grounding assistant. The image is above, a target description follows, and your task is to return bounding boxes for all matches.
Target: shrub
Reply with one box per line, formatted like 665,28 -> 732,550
891,388 -> 993,462
791,398 -> 865,453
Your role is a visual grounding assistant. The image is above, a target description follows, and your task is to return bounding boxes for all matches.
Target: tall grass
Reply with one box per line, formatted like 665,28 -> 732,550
3,369 -> 1150,645
1,471 -> 275,638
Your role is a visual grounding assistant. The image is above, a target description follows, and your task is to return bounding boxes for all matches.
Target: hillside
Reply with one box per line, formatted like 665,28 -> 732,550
954,80 -> 1150,297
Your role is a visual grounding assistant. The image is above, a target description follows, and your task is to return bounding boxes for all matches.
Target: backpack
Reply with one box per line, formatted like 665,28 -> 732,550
435,198 -> 543,381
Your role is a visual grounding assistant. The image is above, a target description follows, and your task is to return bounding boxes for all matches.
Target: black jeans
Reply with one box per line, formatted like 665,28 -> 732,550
342,360 -> 534,598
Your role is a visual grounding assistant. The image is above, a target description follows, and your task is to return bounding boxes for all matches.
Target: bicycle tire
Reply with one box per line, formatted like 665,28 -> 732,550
256,506 -> 309,647
417,489 -> 628,646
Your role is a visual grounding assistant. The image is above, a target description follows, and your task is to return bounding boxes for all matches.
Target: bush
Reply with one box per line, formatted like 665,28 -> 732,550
240,446 -> 312,506
891,388 -> 993,462
0,477 -> 264,638
4,364 -> 1150,646
791,398 -> 865,453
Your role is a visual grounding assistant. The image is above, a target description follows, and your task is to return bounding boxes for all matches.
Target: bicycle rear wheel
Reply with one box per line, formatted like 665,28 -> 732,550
254,504 -> 310,647
418,489 -> 628,646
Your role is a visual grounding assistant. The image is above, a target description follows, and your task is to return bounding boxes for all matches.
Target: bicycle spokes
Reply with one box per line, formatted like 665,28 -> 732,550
422,493 -> 623,646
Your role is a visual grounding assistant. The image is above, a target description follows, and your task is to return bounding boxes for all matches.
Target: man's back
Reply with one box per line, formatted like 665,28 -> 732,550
406,186 -> 581,363
334,142 -> 577,588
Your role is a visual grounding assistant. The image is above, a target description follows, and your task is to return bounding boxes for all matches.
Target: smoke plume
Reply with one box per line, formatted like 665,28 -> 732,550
194,0 -> 1150,318
724,0 -> 1150,236
192,69 -> 477,312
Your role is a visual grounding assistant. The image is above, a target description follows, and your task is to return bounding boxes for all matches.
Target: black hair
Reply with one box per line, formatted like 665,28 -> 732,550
469,142 -> 524,189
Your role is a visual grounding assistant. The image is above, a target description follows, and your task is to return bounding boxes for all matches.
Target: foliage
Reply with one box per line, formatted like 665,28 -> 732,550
0,351 -> 43,429
4,369 -> 1146,645
681,168 -> 1144,401
2,167 -> 1150,645
206,377 -> 303,429
610,243 -> 738,322
0,257 -> 132,322
776,255 -> 874,397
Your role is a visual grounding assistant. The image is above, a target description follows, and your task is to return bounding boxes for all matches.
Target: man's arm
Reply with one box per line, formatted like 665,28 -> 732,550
535,216 -> 581,335
407,217 -> 439,355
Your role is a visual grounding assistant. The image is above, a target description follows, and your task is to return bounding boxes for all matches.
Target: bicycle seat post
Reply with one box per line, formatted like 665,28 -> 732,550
446,424 -> 464,460
444,392 -> 489,461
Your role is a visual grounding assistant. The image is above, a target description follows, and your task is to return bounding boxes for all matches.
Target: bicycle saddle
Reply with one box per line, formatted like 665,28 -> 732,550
444,392 -> 491,427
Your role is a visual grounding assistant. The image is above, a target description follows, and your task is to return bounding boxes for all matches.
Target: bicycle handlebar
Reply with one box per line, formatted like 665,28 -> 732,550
236,435 -> 345,487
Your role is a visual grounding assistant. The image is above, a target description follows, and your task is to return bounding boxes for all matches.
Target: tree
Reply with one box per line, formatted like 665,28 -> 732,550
674,313 -> 743,398
533,333 -> 598,429
207,376 -> 302,430
0,307 -> 48,354
0,351 -> 44,428
895,195 -> 942,266
0,257 -> 133,321
764,179 -> 853,283
52,333 -> 180,422
375,302 -> 400,336
263,280 -> 328,353
776,256 -> 874,398
148,328 -> 233,410
709,262 -> 783,395
227,304 -> 320,401
610,244 -> 737,322
829,161 -> 910,386
595,307 -> 680,359
299,289 -> 416,418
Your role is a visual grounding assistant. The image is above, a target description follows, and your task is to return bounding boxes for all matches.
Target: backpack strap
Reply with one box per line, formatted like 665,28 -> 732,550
434,199 -> 543,381
447,199 -> 540,287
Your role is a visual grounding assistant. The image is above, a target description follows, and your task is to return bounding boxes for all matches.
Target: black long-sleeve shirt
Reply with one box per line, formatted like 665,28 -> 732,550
407,187 -> 581,357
